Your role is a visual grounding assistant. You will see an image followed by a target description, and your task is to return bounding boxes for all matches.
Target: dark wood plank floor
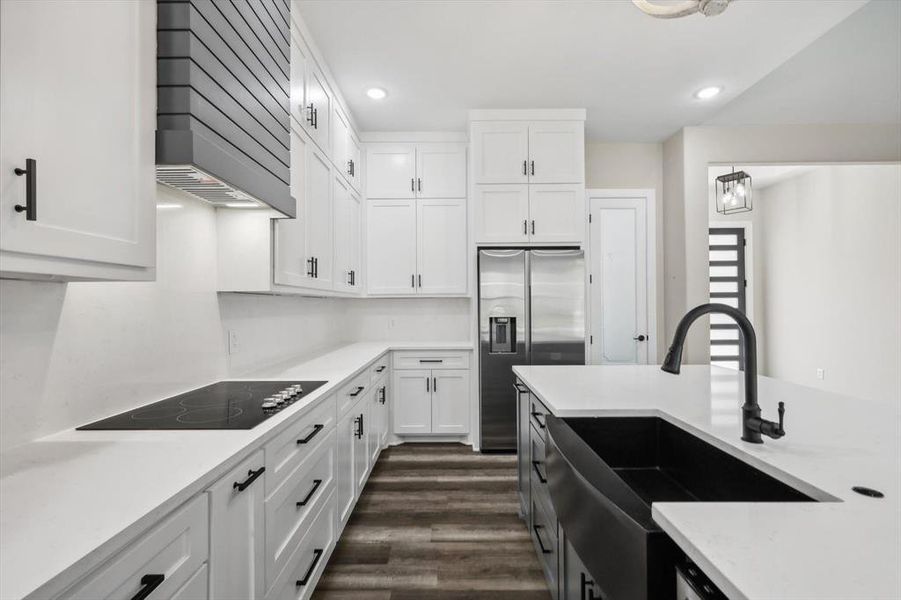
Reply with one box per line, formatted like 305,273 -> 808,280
312,443 -> 551,600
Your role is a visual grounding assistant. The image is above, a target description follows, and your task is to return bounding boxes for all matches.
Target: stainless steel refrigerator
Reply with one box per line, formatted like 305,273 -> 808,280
478,249 -> 585,451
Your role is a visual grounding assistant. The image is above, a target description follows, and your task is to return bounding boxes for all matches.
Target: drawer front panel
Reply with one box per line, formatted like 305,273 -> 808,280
369,355 -> 390,383
265,430 -> 336,588
170,563 -> 208,600
61,495 -> 208,600
529,427 -> 556,524
392,350 -> 470,370
531,497 -> 559,600
337,371 -> 370,416
529,393 -> 550,437
265,394 -> 337,496
267,489 -> 337,600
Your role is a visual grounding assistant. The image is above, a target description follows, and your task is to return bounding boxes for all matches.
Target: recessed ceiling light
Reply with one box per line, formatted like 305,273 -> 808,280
366,87 -> 387,100
695,86 -> 723,100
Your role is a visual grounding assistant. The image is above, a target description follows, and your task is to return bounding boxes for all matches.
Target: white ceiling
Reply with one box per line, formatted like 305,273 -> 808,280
709,165 -> 817,190
297,0 -> 868,141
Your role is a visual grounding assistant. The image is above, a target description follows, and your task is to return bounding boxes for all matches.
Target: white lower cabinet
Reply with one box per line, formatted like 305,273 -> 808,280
336,406 -> 358,529
391,352 -> 471,436
208,450 -> 266,600
170,565 -> 209,600
353,397 -> 371,496
59,495 -> 209,599
370,380 -> 389,463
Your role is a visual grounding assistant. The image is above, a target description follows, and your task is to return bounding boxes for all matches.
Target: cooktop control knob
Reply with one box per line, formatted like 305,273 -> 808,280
294,384 -> 304,394
261,398 -> 278,410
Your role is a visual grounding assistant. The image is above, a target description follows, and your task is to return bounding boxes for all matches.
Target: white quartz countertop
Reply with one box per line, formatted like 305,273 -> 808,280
0,341 -> 472,600
512,364 -> 901,600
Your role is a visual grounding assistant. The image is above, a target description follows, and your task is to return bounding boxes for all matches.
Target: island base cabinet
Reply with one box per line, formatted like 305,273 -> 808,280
561,537 -> 602,600
530,498 -> 559,600
58,494 -> 208,599
208,450 -> 266,600
266,489 -> 337,600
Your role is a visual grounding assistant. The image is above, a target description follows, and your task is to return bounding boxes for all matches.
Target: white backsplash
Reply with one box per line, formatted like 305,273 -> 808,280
0,188 -> 471,451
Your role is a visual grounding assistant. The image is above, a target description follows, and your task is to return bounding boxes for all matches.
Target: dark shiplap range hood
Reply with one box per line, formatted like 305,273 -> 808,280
156,0 -> 294,217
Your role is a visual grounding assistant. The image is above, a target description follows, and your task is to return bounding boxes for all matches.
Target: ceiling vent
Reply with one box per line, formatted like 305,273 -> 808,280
155,0 -> 294,217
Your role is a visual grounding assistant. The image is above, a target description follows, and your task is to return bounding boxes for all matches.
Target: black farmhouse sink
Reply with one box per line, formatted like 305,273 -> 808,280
545,415 -> 815,600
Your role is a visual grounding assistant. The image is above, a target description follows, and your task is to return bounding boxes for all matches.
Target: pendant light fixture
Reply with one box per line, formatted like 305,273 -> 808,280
715,168 -> 753,215
632,0 -> 731,19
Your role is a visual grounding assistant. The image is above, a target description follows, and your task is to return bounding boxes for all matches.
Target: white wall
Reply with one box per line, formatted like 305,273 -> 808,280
586,142 -> 666,359
754,165 -> 900,404
0,187 -> 469,451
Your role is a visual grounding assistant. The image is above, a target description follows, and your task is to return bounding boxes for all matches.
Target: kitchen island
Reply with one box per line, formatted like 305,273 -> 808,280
513,364 -> 901,600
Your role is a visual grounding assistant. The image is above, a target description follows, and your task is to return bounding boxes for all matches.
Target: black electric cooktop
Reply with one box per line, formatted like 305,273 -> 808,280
77,380 -> 327,430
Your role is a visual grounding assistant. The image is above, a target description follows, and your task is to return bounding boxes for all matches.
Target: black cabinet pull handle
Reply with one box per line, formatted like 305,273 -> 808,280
14,158 -> 36,221
130,574 -> 165,600
426,376 -> 430,393
418,274 -> 422,288
522,160 -> 527,175
359,413 -> 364,436
306,257 -> 315,278
433,376 -> 437,391
532,460 -> 547,483
530,160 -> 535,176
581,572 -> 600,600
297,424 -> 324,445
313,107 -> 318,129
306,103 -> 314,126
233,466 -> 265,492
531,411 -> 546,429
379,386 -> 386,404
411,273 -> 415,288
295,548 -> 324,587
417,177 -> 422,192
419,359 -> 443,363
513,382 -> 529,394
533,524 -> 552,554
296,479 -> 323,507
411,178 -> 415,192
531,220 -> 535,235
376,366 -> 386,373
353,416 -> 361,438
349,386 -> 365,397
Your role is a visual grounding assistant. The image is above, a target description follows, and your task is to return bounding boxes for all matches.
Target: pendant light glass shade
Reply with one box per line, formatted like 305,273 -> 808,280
715,169 -> 753,215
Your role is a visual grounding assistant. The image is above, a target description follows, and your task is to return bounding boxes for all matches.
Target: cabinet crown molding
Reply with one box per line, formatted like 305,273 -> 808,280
468,109 -> 587,122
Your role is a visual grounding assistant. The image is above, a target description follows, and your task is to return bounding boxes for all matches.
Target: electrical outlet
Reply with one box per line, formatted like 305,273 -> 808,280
228,329 -> 240,355
816,368 -> 825,380
388,318 -> 396,329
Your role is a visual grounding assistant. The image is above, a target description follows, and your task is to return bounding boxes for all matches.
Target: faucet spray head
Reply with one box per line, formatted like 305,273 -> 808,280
661,345 -> 683,374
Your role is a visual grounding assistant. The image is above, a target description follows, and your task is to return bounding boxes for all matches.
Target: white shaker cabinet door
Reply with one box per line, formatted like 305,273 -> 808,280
474,184 -> 530,244
471,121 -> 529,184
528,184 -> 584,244
304,60 -> 331,152
349,191 -> 362,293
366,144 -> 416,199
367,199 -> 418,295
332,175 -> 353,293
289,27 -> 308,129
418,199 -> 467,295
208,450 -> 266,600
431,369 -> 470,434
274,125 -> 309,288
392,370 -> 433,435
527,121 -> 584,184
305,146 -> 333,290
0,0 -> 155,278
353,399 -> 370,496
348,134 -> 362,192
415,144 -> 467,198
336,409 -> 357,529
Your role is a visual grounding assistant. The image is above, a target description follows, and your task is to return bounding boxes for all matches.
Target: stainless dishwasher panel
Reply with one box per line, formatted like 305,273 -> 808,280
479,249 -> 527,451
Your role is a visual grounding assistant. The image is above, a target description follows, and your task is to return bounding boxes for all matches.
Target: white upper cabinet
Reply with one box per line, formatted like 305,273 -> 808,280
0,0 -> 155,281
274,126 -> 309,288
418,199 -> 467,295
415,144 -> 467,198
332,175 -> 353,293
348,134 -> 362,192
331,106 -> 350,178
529,184 -> 584,243
367,200 -> 417,295
366,145 -> 417,199
289,28 -> 308,129
527,121 -> 585,184
471,122 -> 529,184
305,146 -> 333,290
303,60 -> 331,152
474,185 -> 530,243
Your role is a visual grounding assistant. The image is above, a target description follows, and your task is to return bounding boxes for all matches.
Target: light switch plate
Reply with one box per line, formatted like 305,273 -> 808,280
228,329 -> 240,355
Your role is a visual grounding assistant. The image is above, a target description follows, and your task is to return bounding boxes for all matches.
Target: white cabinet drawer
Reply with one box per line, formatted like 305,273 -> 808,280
337,371 -> 369,415
265,430 -> 336,589
265,394 -> 336,497
170,564 -> 209,600
369,355 -> 390,384
266,489 -> 337,600
60,495 -> 208,600
392,350 -> 470,370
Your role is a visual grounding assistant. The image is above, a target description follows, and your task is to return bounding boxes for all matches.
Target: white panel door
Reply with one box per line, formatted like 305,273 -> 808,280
332,175 -> 352,293
527,121 -> 584,184
367,199 -> 417,295
415,144 -> 467,198
336,409 -> 357,528
289,28 -> 308,129
471,122 -> 529,184
392,370 -> 432,434
349,191 -> 362,292
431,369 -> 470,434
331,105 -> 350,178
274,125 -> 309,288
366,144 -> 416,199
0,0 -> 155,272
348,134 -> 362,192
208,450 -> 265,600
474,184 -> 529,243
369,388 -> 383,465
305,146 -> 333,290
589,197 -> 649,364
304,61 -> 330,151
418,199 -> 467,294
529,184 -> 584,244
353,399 -> 370,496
